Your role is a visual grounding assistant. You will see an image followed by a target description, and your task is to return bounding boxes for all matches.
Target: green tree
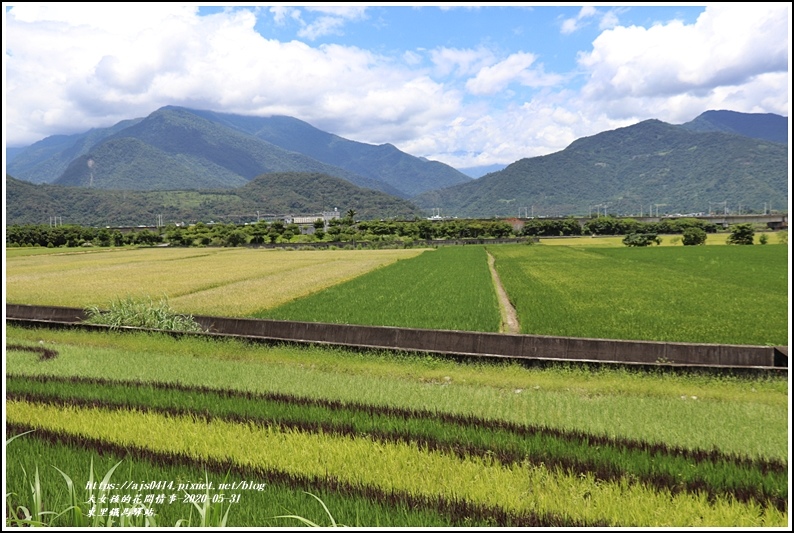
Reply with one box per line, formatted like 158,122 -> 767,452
224,230 -> 248,247
726,223 -> 755,245
681,227 -> 707,246
622,233 -> 661,247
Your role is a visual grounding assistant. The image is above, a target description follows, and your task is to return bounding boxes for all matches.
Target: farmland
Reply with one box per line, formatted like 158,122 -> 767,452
4,247 -> 424,317
5,241 -> 788,344
487,244 -> 788,345
5,240 -> 789,527
5,326 -> 788,527
254,246 -> 501,332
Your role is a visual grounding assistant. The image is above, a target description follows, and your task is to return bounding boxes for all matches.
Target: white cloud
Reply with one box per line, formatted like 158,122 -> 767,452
270,6 -> 301,26
466,53 -> 563,96
4,5 -> 461,149
560,5 -> 598,35
578,3 -> 790,123
298,16 -> 347,40
3,4 -> 789,170
289,6 -> 369,41
598,10 -> 619,31
429,47 -> 495,78
304,6 -> 368,20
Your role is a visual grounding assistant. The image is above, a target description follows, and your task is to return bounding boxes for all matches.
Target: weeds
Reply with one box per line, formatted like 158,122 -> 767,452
84,295 -> 204,332
274,492 -> 343,527
5,429 -> 230,527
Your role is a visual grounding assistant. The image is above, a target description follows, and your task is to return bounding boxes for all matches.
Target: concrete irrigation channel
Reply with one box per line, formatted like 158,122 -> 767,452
5,304 -> 788,374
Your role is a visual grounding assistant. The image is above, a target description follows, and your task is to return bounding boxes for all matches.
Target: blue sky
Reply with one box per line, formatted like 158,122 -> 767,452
3,3 -> 790,169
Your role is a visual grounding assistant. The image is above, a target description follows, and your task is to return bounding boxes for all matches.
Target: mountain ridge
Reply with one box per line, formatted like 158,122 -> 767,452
412,117 -> 788,217
7,106 -> 470,197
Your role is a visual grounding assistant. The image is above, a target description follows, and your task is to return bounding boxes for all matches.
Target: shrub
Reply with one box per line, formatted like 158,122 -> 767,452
681,227 -> 707,246
726,223 -> 755,245
777,231 -> 788,245
759,234 -> 769,245
622,233 -> 661,247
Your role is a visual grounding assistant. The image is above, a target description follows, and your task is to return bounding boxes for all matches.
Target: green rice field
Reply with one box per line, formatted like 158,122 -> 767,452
254,246 -> 501,331
5,326 -> 788,527
487,244 -> 788,345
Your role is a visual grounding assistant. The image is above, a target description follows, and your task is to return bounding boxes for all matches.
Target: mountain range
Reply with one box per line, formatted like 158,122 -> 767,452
413,116 -> 788,218
7,106 -> 472,198
5,107 -> 789,224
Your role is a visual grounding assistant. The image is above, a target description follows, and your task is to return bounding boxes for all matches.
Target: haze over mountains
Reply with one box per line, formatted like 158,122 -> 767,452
5,107 -> 788,224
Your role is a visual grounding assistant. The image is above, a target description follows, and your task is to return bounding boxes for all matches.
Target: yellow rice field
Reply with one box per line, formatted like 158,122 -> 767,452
5,247 -> 426,316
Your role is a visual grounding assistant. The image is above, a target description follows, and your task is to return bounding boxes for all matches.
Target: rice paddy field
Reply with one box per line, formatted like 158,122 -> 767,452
5,240 -> 788,344
4,247 -> 424,317
4,326 -> 789,527
254,246 -> 501,332
487,243 -> 788,345
5,239 -> 790,527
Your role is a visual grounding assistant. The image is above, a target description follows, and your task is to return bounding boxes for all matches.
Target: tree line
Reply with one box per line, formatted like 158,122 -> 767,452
5,216 -> 735,249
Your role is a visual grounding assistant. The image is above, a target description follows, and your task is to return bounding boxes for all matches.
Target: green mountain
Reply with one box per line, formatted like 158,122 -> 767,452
46,107 -> 399,195
6,118 -> 143,184
5,172 -> 425,227
174,108 -> 473,197
680,110 -> 788,144
7,106 -> 470,197
412,119 -> 788,218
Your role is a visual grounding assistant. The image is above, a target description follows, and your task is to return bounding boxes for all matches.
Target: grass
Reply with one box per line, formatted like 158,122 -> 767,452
84,295 -> 204,332
487,244 -> 787,344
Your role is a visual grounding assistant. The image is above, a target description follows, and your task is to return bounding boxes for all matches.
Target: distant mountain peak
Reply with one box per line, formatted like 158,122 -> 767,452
680,109 -> 788,144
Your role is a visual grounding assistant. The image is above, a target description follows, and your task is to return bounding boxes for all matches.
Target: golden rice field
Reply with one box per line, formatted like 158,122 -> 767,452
4,247 -> 424,317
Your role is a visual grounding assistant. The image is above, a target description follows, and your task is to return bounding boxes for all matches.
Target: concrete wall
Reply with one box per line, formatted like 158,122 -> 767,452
7,304 -> 784,368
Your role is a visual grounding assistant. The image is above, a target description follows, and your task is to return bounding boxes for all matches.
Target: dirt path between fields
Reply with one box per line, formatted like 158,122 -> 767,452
487,251 -> 521,334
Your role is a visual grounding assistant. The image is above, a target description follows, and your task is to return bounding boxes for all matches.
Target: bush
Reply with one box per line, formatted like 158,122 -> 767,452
681,227 -> 707,246
622,233 -> 661,247
777,231 -> 788,245
726,223 -> 755,245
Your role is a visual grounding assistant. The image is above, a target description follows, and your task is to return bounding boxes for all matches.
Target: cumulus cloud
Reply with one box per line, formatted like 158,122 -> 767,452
3,4 -> 789,169
4,6 -> 457,147
577,4 -> 790,122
